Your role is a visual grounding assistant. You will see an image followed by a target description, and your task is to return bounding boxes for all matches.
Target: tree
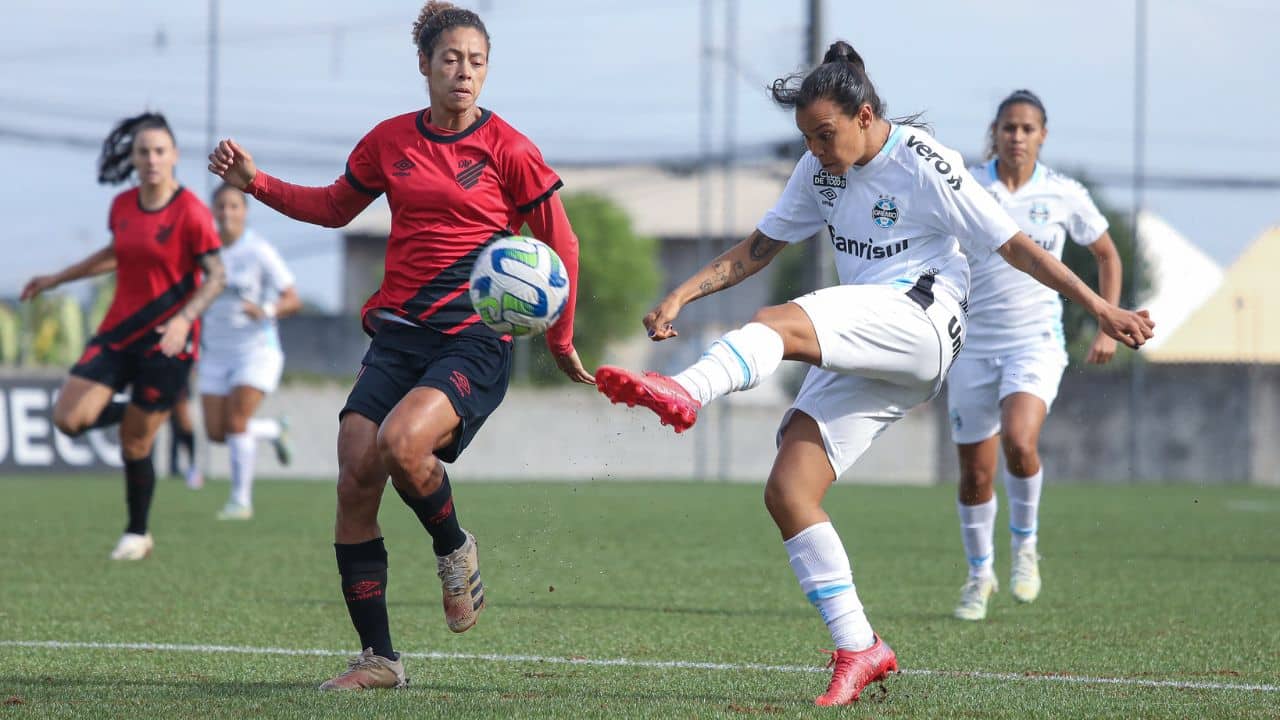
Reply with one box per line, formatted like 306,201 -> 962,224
524,192 -> 660,384
1059,176 -> 1153,366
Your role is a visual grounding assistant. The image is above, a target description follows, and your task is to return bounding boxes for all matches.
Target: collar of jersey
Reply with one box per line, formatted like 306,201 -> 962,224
849,123 -> 903,177
987,158 -> 1044,193
417,108 -> 492,144
135,185 -> 185,214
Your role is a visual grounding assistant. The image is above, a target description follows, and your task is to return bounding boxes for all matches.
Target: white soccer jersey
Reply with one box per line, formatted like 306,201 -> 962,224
201,229 -> 295,354
962,160 -> 1109,357
758,125 -> 1019,313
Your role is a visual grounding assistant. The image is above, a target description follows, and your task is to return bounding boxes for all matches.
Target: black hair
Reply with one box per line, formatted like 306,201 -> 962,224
770,40 -> 927,129
986,89 -> 1047,159
211,182 -> 247,205
97,112 -> 174,186
413,1 -> 490,58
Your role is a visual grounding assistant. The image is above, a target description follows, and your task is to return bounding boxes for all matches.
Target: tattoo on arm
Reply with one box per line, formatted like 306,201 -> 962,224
732,260 -> 746,280
180,251 -> 226,320
749,231 -> 786,261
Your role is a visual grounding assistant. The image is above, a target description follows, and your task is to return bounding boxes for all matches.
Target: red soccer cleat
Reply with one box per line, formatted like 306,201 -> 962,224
595,366 -> 701,433
814,635 -> 898,706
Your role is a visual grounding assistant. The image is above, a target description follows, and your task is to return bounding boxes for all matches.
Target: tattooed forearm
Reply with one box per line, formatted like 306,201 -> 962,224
179,251 -> 226,320
749,231 -> 786,261
733,260 -> 746,280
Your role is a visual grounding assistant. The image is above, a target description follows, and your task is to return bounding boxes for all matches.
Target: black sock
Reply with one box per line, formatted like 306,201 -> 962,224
176,429 -> 194,470
335,539 -> 395,660
396,470 -> 467,556
88,400 -> 127,431
123,454 -> 156,535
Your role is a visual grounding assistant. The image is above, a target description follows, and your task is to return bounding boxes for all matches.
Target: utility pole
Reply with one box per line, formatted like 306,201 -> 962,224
805,0 -> 830,293
206,0 -> 220,192
717,0 -> 739,481
1129,0 -> 1147,482
695,0 -> 714,481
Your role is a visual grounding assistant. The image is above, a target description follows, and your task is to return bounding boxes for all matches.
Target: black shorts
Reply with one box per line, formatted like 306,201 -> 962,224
341,323 -> 513,463
70,341 -> 194,412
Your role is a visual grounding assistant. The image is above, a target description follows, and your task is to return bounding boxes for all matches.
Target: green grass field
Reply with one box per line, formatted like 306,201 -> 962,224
1,476 -> 1277,719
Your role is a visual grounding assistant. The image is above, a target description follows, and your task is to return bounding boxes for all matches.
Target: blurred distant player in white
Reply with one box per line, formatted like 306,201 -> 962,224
949,90 -> 1122,621
199,183 -> 300,520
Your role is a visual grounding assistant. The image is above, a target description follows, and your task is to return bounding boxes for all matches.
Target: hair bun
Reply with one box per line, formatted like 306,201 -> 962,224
822,40 -> 864,71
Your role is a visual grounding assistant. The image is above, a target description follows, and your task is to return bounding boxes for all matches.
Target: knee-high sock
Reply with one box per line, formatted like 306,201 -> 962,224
957,496 -> 997,578
247,417 -> 281,441
227,432 -> 256,508
785,521 -> 875,651
672,322 -> 785,406
335,539 -> 395,659
1004,467 -> 1043,552
396,470 -> 466,556
123,453 -> 156,535
88,400 -> 127,431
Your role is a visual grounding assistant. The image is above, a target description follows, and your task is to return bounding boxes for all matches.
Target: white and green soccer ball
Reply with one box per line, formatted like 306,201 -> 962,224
468,235 -> 570,336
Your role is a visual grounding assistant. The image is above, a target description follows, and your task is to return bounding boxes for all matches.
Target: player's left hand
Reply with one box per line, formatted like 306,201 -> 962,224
1096,306 -> 1154,350
242,302 -> 267,321
554,349 -> 595,384
155,314 -> 192,357
1086,332 -> 1118,364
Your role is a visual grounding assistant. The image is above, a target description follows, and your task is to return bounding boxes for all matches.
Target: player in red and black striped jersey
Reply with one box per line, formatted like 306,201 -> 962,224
22,112 -> 226,562
209,1 -> 589,690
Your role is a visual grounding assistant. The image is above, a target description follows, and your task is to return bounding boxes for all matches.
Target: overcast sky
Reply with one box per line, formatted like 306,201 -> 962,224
3,0 -> 1277,311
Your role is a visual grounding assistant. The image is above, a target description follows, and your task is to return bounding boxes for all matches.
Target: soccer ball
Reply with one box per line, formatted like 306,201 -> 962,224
469,235 -> 570,336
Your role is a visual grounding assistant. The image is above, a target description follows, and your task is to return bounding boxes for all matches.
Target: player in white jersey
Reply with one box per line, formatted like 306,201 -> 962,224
198,184 -> 301,520
948,90 -> 1123,620
595,43 -> 1153,706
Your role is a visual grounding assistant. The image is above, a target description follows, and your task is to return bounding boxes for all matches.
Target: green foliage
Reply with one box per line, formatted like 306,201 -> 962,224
524,192 -> 660,384
0,302 -> 18,364
1059,177 -> 1153,366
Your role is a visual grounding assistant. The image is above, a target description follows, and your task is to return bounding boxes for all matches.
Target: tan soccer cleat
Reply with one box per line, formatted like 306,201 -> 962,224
318,648 -> 407,690
437,530 -> 486,633
109,532 -> 153,561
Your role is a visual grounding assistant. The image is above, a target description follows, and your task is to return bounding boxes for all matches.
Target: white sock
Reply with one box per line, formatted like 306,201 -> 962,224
247,418 -> 281,441
784,521 -> 875,651
957,497 -> 997,578
672,322 -> 785,406
1004,467 -> 1042,553
227,432 -> 256,508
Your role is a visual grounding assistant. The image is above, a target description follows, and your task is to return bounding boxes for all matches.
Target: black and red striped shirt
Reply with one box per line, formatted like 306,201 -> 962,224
246,108 -> 579,354
97,187 -> 220,357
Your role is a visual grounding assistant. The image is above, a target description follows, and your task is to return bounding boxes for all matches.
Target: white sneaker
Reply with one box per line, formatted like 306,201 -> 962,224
1011,544 -> 1041,603
110,532 -> 154,561
216,502 -> 253,521
953,574 -> 998,621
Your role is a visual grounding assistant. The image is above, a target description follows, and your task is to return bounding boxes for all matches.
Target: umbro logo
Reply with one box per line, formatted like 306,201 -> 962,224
456,159 -> 487,189
392,158 -> 414,177
450,370 -> 472,397
155,224 -> 174,244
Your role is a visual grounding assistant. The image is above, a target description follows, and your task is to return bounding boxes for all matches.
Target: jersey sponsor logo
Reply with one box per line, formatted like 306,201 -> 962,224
827,223 -> 908,259
1029,202 -> 1050,225
905,135 -> 963,190
392,158 -> 414,177
456,159 -> 488,189
812,169 -> 847,189
947,314 -> 964,362
155,224 -> 174,245
872,195 -> 899,228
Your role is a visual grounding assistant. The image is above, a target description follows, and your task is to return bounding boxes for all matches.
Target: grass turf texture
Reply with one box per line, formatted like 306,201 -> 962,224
1,476 -> 1277,719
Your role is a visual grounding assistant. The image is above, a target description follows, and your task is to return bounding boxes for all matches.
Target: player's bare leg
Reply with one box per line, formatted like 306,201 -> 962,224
1000,393 -> 1048,603
380,387 -> 484,633
765,412 -> 897,705
51,376 -> 117,437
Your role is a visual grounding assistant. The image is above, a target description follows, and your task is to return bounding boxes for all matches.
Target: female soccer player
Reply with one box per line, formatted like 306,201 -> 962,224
21,112 -> 225,561
209,1 -> 590,690
948,90 -> 1122,621
595,43 -> 1153,705
198,183 -> 300,521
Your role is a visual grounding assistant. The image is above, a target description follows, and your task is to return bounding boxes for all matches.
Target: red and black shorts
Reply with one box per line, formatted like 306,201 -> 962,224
70,339 -> 193,413
341,322 -> 512,463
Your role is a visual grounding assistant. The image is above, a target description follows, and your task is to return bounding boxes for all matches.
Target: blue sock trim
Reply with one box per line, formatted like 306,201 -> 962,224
967,553 -> 991,568
805,583 -> 853,603
717,339 -> 752,386
1009,525 -> 1037,537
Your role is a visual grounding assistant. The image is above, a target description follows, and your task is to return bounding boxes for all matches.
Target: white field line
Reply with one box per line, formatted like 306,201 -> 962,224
1,640 -> 1277,694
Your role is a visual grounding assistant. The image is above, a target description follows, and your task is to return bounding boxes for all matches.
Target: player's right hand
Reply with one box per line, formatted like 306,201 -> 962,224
208,138 -> 257,190
643,295 -> 682,342
20,275 -> 57,301
1097,306 -> 1155,350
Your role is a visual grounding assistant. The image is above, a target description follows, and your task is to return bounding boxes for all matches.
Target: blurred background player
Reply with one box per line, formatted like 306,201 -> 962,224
20,111 -> 225,561
198,183 -> 300,521
595,43 -> 1152,706
167,380 -> 201,488
208,1 -> 591,690
948,90 -> 1122,621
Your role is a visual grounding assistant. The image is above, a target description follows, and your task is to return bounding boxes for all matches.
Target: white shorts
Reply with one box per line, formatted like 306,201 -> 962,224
779,284 -> 965,477
197,345 -> 284,396
945,343 -> 1068,444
